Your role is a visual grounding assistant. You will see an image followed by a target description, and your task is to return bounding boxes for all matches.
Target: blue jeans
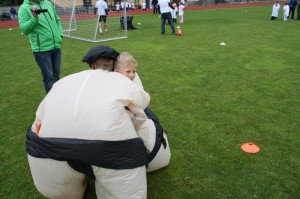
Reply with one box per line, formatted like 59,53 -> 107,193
33,48 -> 61,93
160,12 -> 176,34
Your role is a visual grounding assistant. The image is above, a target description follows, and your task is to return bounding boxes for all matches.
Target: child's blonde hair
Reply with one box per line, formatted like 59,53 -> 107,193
114,52 -> 137,70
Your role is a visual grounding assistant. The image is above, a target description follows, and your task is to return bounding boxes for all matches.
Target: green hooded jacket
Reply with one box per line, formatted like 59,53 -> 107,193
18,0 -> 63,52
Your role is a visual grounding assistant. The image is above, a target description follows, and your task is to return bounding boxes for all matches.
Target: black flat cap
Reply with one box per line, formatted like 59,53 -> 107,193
82,45 -> 120,65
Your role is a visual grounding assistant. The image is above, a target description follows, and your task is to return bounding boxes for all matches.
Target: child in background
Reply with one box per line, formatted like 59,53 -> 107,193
115,2 -> 120,13
271,1 -> 280,20
171,1 -> 177,23
178,1 -> 185,23
283,2 -> 290,21
114,52 -> 171,172
141,2 -> 146,11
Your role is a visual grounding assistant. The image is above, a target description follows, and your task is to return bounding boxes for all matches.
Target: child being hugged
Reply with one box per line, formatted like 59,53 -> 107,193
114,52 -> 171,172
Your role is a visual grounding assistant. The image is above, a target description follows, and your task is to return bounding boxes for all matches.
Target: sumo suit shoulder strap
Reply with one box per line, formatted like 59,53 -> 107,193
144,107 -> 167,164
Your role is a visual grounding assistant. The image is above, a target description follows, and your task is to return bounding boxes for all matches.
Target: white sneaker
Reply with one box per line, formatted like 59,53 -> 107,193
99,28 -> 102,34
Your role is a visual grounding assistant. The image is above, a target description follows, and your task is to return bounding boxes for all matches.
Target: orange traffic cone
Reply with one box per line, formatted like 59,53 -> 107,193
241,142 -> 260,154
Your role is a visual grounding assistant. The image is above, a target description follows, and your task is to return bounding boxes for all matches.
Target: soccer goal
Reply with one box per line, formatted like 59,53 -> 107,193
53,0 -> 127,42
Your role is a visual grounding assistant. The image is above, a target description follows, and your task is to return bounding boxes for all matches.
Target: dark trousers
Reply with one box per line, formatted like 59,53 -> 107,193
153,5 -> 158,14
160,12 -> 175,34
33,48 -> 61,93
271,16 -> 277,20
289,7 -> 296,19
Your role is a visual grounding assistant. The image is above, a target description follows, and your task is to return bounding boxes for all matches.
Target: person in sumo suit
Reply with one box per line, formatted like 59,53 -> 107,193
26,45 -> 150,199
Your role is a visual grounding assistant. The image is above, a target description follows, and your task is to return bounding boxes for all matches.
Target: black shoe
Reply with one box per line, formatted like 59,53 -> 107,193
172,32 -> 177,35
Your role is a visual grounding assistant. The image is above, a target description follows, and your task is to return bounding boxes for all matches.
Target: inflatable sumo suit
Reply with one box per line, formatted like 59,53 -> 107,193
26,46 -> 150,199
132,74 -> 171,172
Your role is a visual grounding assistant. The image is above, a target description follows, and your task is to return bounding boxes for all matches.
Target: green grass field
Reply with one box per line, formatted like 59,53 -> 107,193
0,5 -> 300,199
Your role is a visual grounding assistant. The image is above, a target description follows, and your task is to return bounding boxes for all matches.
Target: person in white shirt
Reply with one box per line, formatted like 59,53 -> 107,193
116,2 -> 120,13
158,0 -> 176,35
121,1 -> 124,10
126,1 -> 130,10
271,1 -> 280,20
95,0 -> 108,33
142,2 -> 146,11
283,2 -> 290,21
178,1 -> 185,23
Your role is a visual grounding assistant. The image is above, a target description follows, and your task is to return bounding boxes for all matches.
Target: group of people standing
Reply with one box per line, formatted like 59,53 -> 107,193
119,1 -> 136,10
170,0 -> 186,23
17,0 -> 186,94
157,0 -> 185,35
271,0 -> 300,21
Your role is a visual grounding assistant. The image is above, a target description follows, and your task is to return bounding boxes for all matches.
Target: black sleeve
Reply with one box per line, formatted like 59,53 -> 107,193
168,2 -> 175,10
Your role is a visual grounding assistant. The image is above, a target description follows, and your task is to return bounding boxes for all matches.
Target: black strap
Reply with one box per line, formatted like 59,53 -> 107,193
144,108 -> 167,163
67,160 -> 96,180
26,127 -> 148,180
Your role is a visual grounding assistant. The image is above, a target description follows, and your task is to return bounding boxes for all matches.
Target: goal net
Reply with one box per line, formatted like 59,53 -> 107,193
53,0 -> 127,42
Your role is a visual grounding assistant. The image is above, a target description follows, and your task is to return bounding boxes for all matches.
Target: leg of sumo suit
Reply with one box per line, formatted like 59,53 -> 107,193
147,131 -> 171,172
28,155 -> 87,199
144,120 -> 171,172
127,112 -> 171,172
93,166 -> 147,199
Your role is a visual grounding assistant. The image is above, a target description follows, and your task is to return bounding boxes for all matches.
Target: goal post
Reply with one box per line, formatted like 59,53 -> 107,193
54,0 -> 128,42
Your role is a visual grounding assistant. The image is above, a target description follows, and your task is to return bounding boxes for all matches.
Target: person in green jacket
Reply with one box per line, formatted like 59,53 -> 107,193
18,0 -> 63,93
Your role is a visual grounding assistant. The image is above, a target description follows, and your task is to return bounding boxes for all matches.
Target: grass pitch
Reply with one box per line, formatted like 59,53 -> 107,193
0,5 -> 299,199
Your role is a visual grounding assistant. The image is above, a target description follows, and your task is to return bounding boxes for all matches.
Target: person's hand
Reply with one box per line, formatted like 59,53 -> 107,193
31,5 -> 39,18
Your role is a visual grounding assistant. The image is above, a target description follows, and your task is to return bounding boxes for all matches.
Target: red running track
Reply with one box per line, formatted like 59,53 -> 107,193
0,2 -> 273,29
